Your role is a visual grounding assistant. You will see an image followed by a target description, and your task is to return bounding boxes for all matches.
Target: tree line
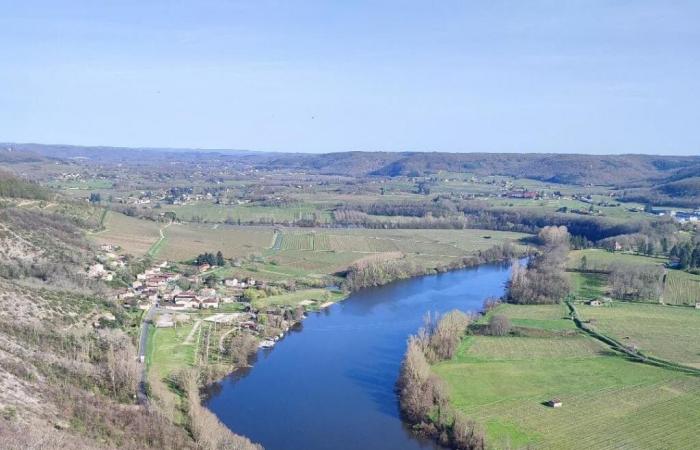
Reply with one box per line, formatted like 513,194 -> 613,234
506,226 -> 571,304
398,311 -> 485,450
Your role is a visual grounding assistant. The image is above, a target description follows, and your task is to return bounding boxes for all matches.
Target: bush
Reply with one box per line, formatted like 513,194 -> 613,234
488,314 -> 511,336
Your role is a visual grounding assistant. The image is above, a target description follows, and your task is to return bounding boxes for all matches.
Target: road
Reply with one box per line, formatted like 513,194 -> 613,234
136,304 -> 157,405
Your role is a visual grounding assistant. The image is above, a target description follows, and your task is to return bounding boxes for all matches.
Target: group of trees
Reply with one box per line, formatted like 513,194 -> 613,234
507,226 -> 571,304
344,258 -> 424,290
398,311 -> 485,450
609,263 -> 665,301
670,241 -> 700,270
194,251 -> 225,267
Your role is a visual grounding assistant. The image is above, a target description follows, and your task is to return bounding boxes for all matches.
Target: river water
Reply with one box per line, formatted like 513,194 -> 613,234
205,262 -> 513,450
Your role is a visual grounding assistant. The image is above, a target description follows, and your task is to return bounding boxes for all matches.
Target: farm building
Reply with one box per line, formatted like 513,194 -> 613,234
200,298 -> 220,309
546,398 -> 563,408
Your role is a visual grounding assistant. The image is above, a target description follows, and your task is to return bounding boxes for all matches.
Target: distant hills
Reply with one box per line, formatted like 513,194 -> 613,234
3,142 -> 700,190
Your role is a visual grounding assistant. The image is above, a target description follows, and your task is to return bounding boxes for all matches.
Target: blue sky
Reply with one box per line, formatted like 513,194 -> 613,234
1,1 -> 698,154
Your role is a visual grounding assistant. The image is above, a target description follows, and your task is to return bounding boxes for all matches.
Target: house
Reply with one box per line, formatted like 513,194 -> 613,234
547,398 -> 563,408
695,302 -> 700,309
174,298 -> 199,309
117,290 -> 135,300
198,263 -> 211,273
614,241 -> 623,251
87,263 -> 106,278
200,298 -> 220,309
173,292 -> 199,309
224,278 -> 239,287
588,299 -> 602,307
507,190 -> 538,199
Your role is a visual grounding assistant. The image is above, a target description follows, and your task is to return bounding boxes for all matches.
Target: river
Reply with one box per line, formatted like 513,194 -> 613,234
205,262 -> 513,450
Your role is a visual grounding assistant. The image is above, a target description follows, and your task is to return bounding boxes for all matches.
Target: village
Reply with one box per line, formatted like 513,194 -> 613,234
87,243 -> 326,354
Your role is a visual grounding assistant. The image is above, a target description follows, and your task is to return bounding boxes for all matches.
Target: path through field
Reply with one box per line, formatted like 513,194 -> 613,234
184,319 -> 202,345
147,221 -> 172,257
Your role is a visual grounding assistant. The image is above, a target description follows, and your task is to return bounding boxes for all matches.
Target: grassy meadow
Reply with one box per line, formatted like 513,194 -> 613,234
433,303 -> 700,449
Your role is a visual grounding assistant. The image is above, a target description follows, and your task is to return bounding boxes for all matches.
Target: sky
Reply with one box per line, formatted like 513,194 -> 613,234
0,1 -> 698,154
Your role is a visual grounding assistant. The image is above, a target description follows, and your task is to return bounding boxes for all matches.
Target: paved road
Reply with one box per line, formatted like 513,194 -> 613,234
136,305 -> 157,404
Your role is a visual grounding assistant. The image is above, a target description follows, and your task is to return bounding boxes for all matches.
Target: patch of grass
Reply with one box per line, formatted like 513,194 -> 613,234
571,272 -> 607,301
148,324 -> 197,380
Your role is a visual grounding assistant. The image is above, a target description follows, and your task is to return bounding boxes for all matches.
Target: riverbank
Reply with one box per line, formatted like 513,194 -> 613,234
204,261 -> 517,450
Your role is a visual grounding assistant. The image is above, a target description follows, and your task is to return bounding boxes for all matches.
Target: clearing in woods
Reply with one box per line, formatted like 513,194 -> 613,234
433,303 -> 700,449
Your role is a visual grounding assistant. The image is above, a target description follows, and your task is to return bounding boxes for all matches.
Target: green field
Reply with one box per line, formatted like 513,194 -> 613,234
567,249 -> 667,270
146,323 -> 197,380
51,179 -> 114,190
578,302 -> 700,368
433,303 -> 700,449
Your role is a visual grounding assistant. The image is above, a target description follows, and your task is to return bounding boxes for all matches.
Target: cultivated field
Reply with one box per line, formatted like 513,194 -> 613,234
578,302 -> 700,368
93,211 -> 162,255
160,202 -> 333,224
567,249 -> 667,270
278,228 -> 527,256
434,303 -> 700,449
155,223 -> 276,261
663,270 -> 700,306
